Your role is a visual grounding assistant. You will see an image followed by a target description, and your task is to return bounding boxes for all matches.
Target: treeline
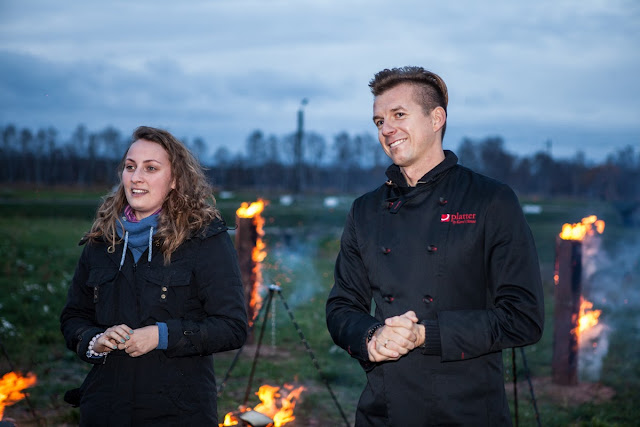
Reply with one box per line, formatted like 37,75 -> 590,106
1,123 -> 639,201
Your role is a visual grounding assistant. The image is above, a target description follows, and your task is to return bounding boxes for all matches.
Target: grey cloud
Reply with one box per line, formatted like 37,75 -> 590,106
1,0 -> 638,161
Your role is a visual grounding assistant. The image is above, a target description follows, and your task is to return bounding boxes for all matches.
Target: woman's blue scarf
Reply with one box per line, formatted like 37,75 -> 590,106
116,208 -> 159,266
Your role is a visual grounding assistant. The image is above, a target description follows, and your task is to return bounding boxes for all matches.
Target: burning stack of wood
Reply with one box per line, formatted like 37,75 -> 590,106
235,199 -> 267,329
219,383 -> 306,427
552,215 -> 604,385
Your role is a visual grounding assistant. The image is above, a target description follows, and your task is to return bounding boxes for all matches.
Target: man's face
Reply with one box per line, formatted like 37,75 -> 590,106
372,83 -> 443,173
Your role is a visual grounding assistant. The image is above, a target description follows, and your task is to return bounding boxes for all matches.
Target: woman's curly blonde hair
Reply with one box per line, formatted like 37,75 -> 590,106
84,126 -> 220,264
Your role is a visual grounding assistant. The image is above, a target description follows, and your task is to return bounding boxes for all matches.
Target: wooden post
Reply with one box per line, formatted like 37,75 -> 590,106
552,237 -> 582,385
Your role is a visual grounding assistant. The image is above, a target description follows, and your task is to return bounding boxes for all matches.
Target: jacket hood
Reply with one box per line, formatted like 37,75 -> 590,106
79,216 -> 230,247
195,217 -> 230,239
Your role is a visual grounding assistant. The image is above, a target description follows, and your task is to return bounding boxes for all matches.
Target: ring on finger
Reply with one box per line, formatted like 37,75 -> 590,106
384,339 -> 389,348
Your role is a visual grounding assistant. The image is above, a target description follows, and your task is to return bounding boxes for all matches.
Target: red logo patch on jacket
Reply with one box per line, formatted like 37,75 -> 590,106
442,212 -> 476,224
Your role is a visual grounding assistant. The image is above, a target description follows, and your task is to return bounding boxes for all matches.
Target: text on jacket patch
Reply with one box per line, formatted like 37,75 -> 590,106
441,213 -> 477,224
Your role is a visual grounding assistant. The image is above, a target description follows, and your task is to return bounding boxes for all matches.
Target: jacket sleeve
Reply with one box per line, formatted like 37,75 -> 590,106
59,244 -> 107,365
326,203 -> 381,363
164,230 -> 248,357
434,184 -> 545,361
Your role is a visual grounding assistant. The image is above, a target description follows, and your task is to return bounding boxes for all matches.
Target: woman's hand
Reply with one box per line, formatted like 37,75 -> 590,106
117,325 -> 159,357
94,324 -> 134,353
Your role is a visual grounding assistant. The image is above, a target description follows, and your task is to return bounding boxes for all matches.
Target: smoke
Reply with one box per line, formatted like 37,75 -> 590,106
579,229 -> 640,381
261,227 -> 335,309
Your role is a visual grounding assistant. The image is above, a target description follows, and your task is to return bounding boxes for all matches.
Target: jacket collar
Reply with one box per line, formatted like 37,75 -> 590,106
385,150 -> 458,188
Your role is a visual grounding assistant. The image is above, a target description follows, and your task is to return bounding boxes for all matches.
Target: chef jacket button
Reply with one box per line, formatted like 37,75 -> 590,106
383,295 -> 394,303
162,286 -> 168,292
161,294 -> 166,300
423,295 -> 434,304
381,246 -> 391,254
438,197 -> 448,206
427,245 -> 438,252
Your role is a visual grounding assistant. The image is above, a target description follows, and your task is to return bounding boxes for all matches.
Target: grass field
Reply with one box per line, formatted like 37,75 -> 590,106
1,188 -> 639,426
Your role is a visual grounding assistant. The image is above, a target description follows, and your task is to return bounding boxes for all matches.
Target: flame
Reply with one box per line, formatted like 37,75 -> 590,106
219,383 -> 306,427
559,215 -> 605,241
0,371 -> 37,419
571,297 -> 601,337
237,199 -> 266,219
220,411 -> 239,426
236,199 -> 268,325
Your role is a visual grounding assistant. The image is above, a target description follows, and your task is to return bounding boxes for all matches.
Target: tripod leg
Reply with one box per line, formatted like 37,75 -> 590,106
242,288 -> 275,407
217,289 -> 272,398
512,347 -> 518,427
276,289 -> 351,427
519,347 -> 542,427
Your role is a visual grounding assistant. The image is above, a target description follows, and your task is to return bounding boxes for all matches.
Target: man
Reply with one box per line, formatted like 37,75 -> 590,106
326,66 -> 544,426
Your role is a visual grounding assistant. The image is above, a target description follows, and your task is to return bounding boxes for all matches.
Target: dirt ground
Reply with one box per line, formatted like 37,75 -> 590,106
506,376 -> 616,406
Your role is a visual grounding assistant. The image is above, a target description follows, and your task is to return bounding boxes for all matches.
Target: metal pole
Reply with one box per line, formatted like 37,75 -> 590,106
293,98 -> 307,194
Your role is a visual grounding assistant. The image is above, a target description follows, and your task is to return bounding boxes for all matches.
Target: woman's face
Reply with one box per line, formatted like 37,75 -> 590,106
122,139 -> 175,220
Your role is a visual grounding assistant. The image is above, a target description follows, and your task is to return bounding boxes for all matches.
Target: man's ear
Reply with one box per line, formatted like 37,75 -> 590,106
432,107 -> 446,133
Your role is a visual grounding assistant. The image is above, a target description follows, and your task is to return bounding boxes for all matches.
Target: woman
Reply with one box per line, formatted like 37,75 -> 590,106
60,126 -> 248,426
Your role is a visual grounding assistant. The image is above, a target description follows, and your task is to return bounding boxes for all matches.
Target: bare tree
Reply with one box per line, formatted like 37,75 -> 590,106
3,122 -> 639,201
191,137 -> 208,163
478,137 -> 514,183
245,130 -> 266,166
100,126 -> 124,160
70,124 -> 89,185
19,128 -> 34,182
332,132 -> 352,191
457,137 -> 480,170
34,128 -> 47,184
1,125 -> 18,182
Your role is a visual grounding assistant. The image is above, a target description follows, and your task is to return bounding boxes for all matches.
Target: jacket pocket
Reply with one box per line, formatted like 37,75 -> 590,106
86,267 -> 118,325
144,269 -> 193,318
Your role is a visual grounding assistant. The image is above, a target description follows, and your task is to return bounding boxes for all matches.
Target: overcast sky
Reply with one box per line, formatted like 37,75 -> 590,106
1,0 -> 638,162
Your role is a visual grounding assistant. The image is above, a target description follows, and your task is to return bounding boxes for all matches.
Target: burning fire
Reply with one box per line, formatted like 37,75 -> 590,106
0,371 -> 37,419
559,215 -> 605,241
219,383 -> 306,427
572,297 -> 602,337
559,216 -> 605,339
237,199 -> 267,219
220,412 -> 238,426
254,384 -> 306,426
236,199 -> 267,325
